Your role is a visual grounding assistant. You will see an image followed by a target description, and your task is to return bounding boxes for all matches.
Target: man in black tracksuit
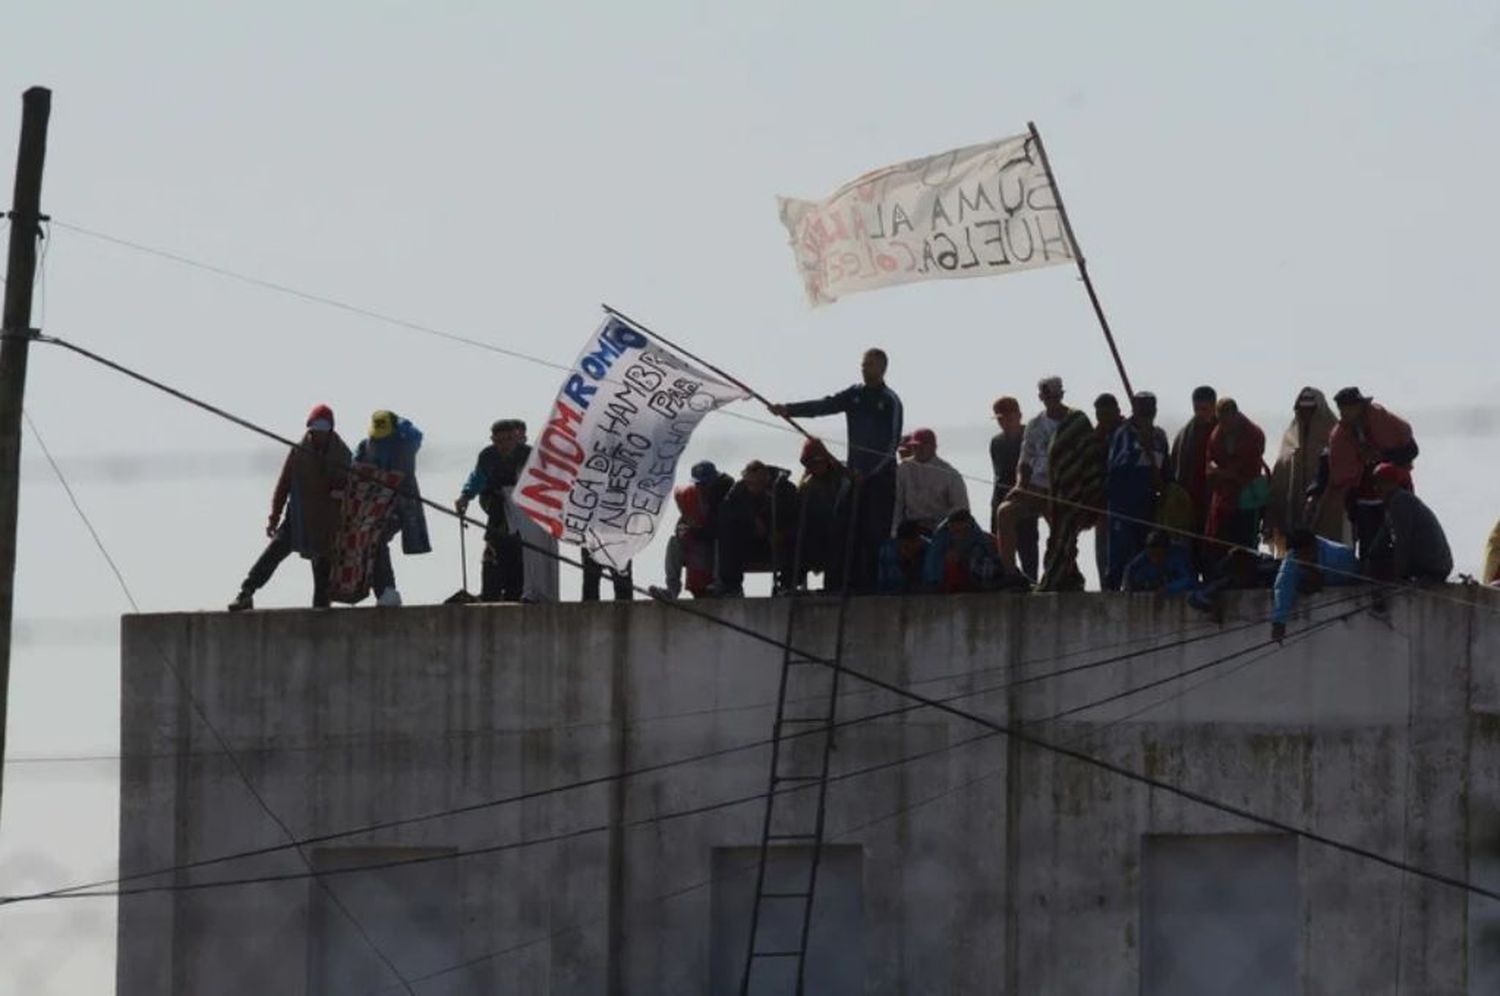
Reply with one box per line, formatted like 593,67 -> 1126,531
456,419 -> 531,601
772,348 -> 903,594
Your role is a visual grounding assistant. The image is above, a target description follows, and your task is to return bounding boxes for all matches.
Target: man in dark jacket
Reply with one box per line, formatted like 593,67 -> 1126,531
771,348 -> 903,593
229,404 -> 351,610
793,438 -> 845,591
456,419 -> 531,601
1365,463 -> 1451,583
714,461 -> 799,595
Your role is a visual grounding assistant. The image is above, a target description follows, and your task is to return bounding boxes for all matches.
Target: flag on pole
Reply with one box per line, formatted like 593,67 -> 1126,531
514,315 -> 751,569
778,132 -> 1075,307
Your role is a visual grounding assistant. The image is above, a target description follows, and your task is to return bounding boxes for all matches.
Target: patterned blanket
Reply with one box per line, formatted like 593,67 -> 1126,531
329,465 -> 405,604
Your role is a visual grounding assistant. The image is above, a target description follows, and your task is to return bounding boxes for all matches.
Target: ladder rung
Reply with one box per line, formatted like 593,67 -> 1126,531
753,950 -> 803,958
786,658 -> 824,667
772,775 -> 823,784
759,891 -> 811,899
778,716 -> 827,725
767,833 -> 818,841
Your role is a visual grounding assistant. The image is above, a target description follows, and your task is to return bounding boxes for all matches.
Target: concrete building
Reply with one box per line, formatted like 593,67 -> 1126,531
116,587 -> 1500,994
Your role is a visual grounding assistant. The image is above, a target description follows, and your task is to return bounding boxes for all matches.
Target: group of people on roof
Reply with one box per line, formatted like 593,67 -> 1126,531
226,349 -> 1489,632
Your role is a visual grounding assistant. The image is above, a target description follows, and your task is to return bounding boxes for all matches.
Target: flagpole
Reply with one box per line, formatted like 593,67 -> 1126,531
1026,122 -> 1135,400
601,303 -> 817,442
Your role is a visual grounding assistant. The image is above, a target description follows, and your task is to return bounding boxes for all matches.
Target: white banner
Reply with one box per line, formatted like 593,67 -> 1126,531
778,132 -> 1075,307
515,316 -> 751,569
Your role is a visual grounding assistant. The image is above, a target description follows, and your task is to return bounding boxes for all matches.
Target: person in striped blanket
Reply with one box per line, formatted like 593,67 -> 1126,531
1036,406 -> 1106,592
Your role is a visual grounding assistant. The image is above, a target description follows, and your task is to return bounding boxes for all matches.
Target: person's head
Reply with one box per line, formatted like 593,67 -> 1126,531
742,459 -> 771,494
1292,387 -> 1321,422
861,348 -> 889,387
1215,397 -> 1240,428
992,395 -> 1022,434
908,427 -> 937,462
1093,392 -> 1121,427
368,410 -> 397,441
800,438 -> 834,476
1191,385 -> 1218,425
945,508 -> 976,540
1038,375 -> 1065,414
1333,386 -> 1370,426
1145,529 -> 1169,566
1372,462 -> 1412,499
690,460 -> 719,488
895,519 -> 927,560
306,404 -> 335,443
492,418 -> 524,453
1130,391 -> 1158,426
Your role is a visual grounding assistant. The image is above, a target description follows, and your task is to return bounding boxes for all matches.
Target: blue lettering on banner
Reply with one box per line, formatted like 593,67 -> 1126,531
564,318 -> 650,412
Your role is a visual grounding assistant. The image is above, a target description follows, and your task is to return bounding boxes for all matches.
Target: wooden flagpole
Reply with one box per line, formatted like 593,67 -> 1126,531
1027,121 -> 1135,400
601,303 -> 817,442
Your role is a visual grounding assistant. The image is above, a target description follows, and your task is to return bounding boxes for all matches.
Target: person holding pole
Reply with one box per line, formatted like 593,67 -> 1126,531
456,418 -> 530,601
770,348 -> 903,594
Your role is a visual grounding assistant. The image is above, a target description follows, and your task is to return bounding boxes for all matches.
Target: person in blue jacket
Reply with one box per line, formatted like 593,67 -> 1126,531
1270,527 -> 1359,640
1105,391 -> 1171,590
1122,531 -> 1196,594
771,348 -> 903,593
923,509 -> 1002,593
353,409 -> 432,606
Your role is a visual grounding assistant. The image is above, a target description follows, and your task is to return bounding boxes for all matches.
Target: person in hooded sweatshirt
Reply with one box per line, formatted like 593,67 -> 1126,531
229,404 -> 351,610
353,409 -> 432,606
1266,387 -> 1346,555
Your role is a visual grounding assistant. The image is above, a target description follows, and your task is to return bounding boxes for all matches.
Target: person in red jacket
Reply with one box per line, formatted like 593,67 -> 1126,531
1320,386 -> 1417,558
1205,398 -> 1266,556
229,404 -> 351,610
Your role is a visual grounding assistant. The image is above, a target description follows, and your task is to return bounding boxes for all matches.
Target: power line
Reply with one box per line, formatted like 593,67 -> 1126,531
1,616 -> 1356,904
7,594 -> 1306,901
47,219 -> 1492,605
21,412 -> 417,993
355,613 -> 1363,994
22,333 -> 1500,912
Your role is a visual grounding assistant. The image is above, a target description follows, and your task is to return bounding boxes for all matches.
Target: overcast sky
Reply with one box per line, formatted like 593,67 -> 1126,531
3,2 -> 1499,991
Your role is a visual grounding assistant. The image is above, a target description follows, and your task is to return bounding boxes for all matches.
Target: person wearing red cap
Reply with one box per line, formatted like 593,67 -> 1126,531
229,405 -> 351,610
892,427 -> 968,536
1366,462 -> 1450,583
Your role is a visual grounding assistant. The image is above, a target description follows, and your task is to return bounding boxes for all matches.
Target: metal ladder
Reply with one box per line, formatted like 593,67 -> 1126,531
737,487 -> 859,995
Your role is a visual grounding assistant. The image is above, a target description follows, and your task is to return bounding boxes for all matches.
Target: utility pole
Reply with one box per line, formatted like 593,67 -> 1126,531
0,86 -> 53,825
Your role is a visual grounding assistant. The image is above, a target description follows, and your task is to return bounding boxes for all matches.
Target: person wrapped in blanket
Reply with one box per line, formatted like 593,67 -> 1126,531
352,409 -> 431,606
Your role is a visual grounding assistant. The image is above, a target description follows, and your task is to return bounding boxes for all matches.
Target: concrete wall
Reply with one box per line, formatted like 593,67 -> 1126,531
116,586 -> 1500,994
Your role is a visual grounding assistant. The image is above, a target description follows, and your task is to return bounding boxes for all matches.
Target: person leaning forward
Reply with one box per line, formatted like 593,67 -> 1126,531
456,418 -> 530,602
770,348 -> 903,593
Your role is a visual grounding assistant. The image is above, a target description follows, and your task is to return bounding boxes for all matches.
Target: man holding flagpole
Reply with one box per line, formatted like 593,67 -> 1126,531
771,348 -> 903,593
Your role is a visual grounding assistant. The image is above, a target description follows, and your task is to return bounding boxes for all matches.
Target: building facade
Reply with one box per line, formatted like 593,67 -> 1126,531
116,588 -> 1500,994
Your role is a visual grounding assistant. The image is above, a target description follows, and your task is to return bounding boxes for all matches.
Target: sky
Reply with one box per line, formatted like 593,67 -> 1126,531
2,1 -> 1499,991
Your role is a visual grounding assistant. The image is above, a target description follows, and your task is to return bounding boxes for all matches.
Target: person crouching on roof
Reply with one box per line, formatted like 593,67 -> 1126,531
229,404 -> 351,611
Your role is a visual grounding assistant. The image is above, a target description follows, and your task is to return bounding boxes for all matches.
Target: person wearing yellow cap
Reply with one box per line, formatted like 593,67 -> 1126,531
352,409 -> 431,605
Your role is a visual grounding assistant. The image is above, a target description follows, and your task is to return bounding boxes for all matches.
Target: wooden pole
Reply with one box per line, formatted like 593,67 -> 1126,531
1027,121 -> 1134,400
601,303 -> 818,442
0,86 -> 52,825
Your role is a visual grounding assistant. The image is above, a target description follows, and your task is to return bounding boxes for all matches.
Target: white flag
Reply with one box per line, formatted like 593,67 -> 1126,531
778,132 -> 1075,307
515,315 -> 751,570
